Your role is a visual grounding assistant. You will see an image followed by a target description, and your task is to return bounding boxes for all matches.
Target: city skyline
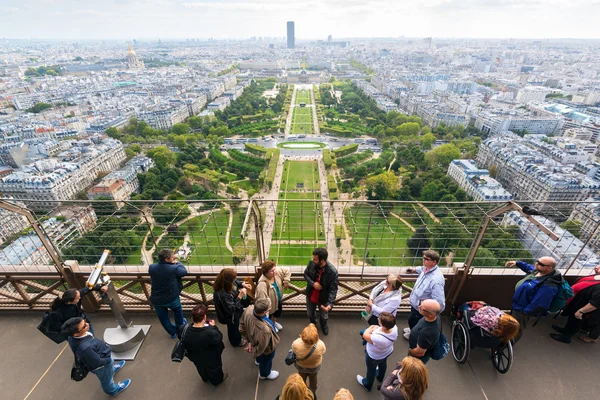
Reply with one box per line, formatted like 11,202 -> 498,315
1,0 -> 600,40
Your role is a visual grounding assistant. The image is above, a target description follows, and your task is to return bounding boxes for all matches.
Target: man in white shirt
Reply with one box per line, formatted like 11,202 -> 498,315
356,312 -> 398,392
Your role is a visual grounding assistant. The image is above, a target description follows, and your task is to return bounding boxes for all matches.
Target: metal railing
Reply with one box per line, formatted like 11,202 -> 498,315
0,198 -> 598,311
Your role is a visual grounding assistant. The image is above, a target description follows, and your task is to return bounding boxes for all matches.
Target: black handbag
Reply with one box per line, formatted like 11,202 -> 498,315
70,340 -> 93,382
171,323 -> 191,362
38,311 -> 67,344
285,343 -> 317,366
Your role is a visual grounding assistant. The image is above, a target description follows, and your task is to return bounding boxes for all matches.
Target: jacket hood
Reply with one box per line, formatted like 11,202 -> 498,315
541,268 -> 563,286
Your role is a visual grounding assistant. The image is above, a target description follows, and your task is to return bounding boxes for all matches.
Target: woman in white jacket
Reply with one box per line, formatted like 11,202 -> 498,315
365,274 -> 403,325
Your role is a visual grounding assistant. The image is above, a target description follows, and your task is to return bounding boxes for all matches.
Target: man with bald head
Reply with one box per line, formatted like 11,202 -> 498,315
407,299 -> 441,364
506,256 -> 564,343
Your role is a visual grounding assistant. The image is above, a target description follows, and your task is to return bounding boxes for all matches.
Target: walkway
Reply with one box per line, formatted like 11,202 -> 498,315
4,313 -> 597,400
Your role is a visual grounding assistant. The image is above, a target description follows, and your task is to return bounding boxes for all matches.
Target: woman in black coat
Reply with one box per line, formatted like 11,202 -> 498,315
213,268 -> 250,347
51,284 -> 107,335
179,303 -> 227,385
550,265 -> 600,344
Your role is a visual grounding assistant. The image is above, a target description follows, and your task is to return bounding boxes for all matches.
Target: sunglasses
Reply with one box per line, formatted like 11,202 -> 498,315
535,259 -> 548,267
423,257 -> 433,261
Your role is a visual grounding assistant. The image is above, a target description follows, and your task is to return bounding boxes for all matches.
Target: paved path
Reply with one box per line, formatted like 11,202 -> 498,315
390,211 -> 417,232
417,202 -> 442,224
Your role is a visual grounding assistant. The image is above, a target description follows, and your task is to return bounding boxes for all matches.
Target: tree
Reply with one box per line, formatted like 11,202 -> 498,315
395,122 -> 421,137
407,226 -> 431,257
130,144 -> 142,154
365,171 -> 398,200
146,146 -> 175,169
424,143 -> 462,169
105,127 -> 120,138
26,102 -> 52,113
420,133 -> 436,150
561,220 -> 582,239
172,123 -> 191,135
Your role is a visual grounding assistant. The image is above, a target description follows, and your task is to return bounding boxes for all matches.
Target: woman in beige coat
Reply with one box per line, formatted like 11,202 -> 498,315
256,260 -> 291,331
291,323 -> 326,396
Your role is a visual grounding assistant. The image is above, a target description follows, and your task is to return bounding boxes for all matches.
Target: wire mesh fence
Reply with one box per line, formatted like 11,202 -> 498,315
0,198 -> 598,275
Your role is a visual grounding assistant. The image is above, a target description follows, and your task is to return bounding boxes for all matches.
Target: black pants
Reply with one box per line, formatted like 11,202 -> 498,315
226,318 -> 242,347
193,359 -> 224,386
408,306 -> 423,329
307,301 -> 328,328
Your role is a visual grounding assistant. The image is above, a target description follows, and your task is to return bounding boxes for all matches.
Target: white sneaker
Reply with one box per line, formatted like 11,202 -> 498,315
255,360 -> 260,366
403,327 -> 411,334
274,322 -> 283,331
403,332 -> 410,340
259,370 -> 280,380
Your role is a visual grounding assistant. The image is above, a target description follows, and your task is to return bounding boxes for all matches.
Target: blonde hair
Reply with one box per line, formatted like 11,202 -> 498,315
492,313 -> 520,343
400,356 -> 428,400
300,323 -> 319,345
333,388 -> 354,400
280,373 -> 314,400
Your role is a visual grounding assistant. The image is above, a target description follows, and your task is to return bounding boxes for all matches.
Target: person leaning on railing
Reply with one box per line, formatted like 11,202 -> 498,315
256,260 -> 291,332
304,248 -> 339,336
551,265 -> 600,344
213,268 -> 252,347
365,274 -> 403,325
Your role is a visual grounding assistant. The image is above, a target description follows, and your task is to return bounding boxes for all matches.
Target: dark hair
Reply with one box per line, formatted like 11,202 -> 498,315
214,268 -> 237,292
51,288 -> 79,311
312,248 -> 328,263
379,312 -> 396,329
422,250 -> 440,263
192,303 -> 208,323
260,260 -> 276,276
158,248 -> 174,263
62,317 -> 85,336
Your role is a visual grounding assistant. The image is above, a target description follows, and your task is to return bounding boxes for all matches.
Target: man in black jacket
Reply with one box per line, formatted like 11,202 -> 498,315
304,248 -> 339,335
62,317 -> 131,396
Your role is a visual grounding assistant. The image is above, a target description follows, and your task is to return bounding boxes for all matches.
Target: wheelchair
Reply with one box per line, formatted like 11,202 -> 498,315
451,304 -> 514,374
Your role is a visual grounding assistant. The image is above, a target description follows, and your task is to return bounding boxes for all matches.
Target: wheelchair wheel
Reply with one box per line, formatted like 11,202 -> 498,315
491,341 -> 513,374
451,320 -> 470,364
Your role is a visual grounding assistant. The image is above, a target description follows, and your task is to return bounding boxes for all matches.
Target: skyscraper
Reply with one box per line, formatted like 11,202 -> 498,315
287,21 -> 295,49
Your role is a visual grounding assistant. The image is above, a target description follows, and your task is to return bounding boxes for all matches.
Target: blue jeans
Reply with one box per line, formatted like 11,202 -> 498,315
362,352 -> 387,391
153,297 -> 184,336
92,358 -> 119,395
257,350 -> 276,378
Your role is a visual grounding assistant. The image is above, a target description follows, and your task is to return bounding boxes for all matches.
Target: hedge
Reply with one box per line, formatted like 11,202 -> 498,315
332,143 -> 358,157
265,148 -> 280,189
323,149 -> 333,169
245,143 -> 268,157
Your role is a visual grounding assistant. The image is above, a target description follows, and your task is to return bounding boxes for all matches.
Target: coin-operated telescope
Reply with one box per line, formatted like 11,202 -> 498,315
86,249 -> 151,360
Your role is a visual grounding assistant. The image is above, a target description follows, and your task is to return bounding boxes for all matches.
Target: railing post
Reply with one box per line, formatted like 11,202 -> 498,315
361,202 -> 379,277
63,260 -> 100,313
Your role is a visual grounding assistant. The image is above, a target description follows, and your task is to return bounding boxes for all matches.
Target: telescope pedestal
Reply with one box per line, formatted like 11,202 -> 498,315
104,325 -> 151,360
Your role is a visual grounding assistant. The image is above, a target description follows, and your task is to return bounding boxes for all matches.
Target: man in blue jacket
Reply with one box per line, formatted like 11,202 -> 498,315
149,249 -> 189,337
63,317 -> 131,396
506,256 -> 562,343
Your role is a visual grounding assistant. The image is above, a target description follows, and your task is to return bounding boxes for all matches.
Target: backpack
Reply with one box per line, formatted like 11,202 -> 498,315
548,280 -> 574,313
70,339 -> 94,382
37,311 -> 67,344
430,332 -> 450,360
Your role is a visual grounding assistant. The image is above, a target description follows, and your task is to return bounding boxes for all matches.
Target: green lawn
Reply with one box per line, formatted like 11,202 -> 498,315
270,244 -> 318,266
181,211 -> 232,265
345,205 -> 416,267
291,106 -> 314,134
230,207 -> 248,247
294,89 -> 311,104
282,160 -> 319,191
273,193 -> 323,241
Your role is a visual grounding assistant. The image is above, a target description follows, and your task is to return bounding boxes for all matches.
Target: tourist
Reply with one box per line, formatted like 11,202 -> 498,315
213,268 -> 251,347
333,388 -> 354,400
256,260 -> 291,331
276,373 -> 314,400
148,249 -> 188,338
51,284 -> 108,336
407,300 -> 441,365
291,323 -> 327,396
380,356 -> 428,400
357,312 -> 398,392
365,274 -> 403,325
179,304 -> 227,385
404,250 -> 445,339
240,298 -> 280,380
62,317 -> 131,396
304,248 -> 339,335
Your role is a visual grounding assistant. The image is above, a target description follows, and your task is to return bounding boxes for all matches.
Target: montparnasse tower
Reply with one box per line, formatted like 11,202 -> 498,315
126,46 -> 145,69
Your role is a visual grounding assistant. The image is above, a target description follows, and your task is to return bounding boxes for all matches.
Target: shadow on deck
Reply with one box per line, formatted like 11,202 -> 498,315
1,311 -> 597,400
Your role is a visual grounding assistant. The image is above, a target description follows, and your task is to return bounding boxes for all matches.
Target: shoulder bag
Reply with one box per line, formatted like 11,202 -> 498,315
70,339 -> 94,382
285,343 -> 317,366
171,323 -> 191,362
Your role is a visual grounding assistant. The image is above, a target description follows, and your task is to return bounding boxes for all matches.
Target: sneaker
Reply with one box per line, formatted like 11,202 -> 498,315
550,333 -> 572,344
255,360 -> 260,366
356,375 -> 370,392
403,332 -> 410,340
403,327 -> 411,334
111,379 -> 131,397
182,318 -> 187,325
113,360 -> 126,374
259,370 -> 280,380
170,333 -> 177,339
274,322 -> 283,331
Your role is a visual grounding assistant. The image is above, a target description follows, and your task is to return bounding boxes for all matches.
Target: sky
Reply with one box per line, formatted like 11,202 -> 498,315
1,0 -> 599,40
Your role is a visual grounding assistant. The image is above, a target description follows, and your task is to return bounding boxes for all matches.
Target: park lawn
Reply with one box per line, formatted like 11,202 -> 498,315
181,211 -> 232,265
231,179 -> 259,192
345,206 -> 417,267
274,192 -> 323,241
294,90 -> 311,104
282,160 -> 319,191
291,105 -> 314,134
270,244 -> 319,266
229,207 -> 248,247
